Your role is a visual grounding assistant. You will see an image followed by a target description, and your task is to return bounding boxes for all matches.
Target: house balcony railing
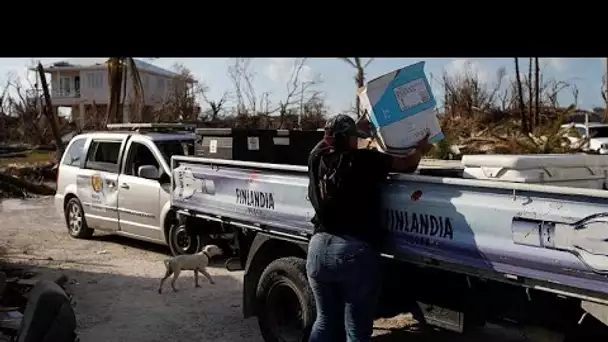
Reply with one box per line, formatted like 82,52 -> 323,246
52,89 -> 80,98
25,89 -> 81,99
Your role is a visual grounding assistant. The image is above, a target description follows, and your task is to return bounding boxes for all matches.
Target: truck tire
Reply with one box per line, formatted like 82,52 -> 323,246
64,198 -> 94,239
256,257 -> 315,342
168,224 -> 202,256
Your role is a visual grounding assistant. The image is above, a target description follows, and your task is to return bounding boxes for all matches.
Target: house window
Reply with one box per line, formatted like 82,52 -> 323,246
59,77 -> 72,95
87,72 -> 104,89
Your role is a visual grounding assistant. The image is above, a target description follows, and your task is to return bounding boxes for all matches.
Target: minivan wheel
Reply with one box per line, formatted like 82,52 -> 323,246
257,257 -> 316,342
65,198 -> 94,239
168,224 -> 202,256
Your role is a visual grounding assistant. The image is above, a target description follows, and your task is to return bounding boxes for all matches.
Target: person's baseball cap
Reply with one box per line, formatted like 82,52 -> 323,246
324,114 -> 371,139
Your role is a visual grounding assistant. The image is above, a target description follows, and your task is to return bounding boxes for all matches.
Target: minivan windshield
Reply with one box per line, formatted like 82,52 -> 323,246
156,140 -> 195,165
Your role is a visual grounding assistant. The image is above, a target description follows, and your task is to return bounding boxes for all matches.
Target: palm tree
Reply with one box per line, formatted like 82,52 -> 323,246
340,58 -> 374,118
106,58 -> 145,124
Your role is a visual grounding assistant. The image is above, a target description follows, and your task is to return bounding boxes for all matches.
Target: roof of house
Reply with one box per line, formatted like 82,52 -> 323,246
30,58 -> 195,82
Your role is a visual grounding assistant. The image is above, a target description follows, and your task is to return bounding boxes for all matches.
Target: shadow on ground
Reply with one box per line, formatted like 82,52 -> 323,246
372,327 -> 523,342
0,229 -> 538,342
1,261 -> 261,342
88,234 -> 236,269
90,234 -> 171,255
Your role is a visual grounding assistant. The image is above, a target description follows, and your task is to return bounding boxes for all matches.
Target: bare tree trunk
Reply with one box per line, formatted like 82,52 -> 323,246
36,63 -> 65,159
605,58 -> 608,123
340,58 -> 373,118
527,58 -> 533,132
514,58 -> 528,134
121,67 -> 128,123
534,57 -> 540,128
107,58 -> 124,124
354,58 -> 364,118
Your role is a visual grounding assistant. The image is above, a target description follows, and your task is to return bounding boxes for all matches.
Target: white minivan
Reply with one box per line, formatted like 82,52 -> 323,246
55,125 -> 200,255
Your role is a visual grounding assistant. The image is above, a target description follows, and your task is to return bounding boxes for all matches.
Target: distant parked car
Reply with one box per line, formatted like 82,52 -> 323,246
561,122 -> 608,154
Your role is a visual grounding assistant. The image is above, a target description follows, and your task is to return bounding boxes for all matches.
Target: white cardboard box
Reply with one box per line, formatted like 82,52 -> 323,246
358,61 -> 443,154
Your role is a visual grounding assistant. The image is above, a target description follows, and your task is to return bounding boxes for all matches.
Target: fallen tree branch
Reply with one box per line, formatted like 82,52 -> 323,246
0,180 -> 27,198
0,152 -> 28,159
0,172 -> 55,196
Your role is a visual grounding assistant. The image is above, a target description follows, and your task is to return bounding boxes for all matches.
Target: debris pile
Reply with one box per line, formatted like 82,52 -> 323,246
0,265 -> 70,339
0,144 -> 57,199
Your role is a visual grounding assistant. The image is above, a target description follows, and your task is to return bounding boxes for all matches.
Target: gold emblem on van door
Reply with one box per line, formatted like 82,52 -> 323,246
91,174 -> 103,193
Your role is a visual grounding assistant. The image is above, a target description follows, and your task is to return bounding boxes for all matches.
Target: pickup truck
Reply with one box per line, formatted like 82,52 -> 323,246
54,124 -> 203,256
170,154 -> 608,342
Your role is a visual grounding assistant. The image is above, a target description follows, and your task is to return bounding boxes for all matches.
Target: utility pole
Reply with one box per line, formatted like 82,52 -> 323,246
298,84 -> 305,129
37,62 -> 65,159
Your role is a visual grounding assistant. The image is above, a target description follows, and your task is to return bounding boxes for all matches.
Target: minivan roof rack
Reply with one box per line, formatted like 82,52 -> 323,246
106,123 -> 196,133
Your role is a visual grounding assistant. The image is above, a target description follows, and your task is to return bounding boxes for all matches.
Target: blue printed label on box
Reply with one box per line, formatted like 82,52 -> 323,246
358,61 -> 444,153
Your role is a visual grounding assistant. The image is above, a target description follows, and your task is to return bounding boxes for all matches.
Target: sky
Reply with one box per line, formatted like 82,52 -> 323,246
0,57 -> 605,114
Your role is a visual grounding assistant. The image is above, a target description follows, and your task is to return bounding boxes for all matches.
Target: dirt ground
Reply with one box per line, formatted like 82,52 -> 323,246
0,197 -> 562,342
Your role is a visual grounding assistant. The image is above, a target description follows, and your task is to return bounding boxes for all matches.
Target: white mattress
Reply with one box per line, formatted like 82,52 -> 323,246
461,154 -> 608,169
461,154 -> 608,189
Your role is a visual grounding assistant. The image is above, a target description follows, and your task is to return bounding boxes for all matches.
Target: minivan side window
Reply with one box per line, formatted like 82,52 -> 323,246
124,142 -> 160,176
85,141 -> 122,173
61,138 -> 86,167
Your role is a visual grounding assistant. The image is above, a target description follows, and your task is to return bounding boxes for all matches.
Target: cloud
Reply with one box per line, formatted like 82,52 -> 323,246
264,58 -> 314,84
544,58 -> 566,71
444,59 -> 489,83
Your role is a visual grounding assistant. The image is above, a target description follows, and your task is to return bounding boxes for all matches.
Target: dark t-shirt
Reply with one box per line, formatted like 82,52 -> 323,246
308,141 -> 393,248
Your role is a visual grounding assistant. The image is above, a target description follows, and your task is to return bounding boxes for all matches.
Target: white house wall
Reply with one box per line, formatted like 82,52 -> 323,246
79,70 -> 110,104
47,67 -> 190,120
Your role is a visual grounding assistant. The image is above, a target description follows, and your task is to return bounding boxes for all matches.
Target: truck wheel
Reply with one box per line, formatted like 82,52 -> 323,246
168,224 -> 202,256
64,198 -> 94,239
256,257 -> 315,342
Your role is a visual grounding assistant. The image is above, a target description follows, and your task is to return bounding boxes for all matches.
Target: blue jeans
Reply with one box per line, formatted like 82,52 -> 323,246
306,232 -> 382,342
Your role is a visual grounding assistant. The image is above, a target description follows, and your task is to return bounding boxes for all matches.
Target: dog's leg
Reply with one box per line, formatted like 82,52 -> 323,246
171,268 -> 181,292
158,269 -> 173,294
199,269 -> 215,285
194,268 -> 201,288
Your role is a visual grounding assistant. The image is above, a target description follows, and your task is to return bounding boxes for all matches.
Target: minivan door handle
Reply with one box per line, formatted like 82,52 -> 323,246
120,183 -> 130,189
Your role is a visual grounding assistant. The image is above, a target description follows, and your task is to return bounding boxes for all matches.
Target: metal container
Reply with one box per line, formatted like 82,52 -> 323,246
195,128 -> 279,163
231,129 -> 277,162
195,128 -> 233,160
288,130 -> 324,165
274,130 -> 292,164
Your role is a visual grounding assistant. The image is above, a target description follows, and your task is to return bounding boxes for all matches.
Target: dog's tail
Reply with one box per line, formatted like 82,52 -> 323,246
163,259 -> 171,270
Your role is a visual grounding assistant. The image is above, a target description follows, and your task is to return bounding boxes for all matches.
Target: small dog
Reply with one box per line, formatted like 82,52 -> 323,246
158,244 -> 223,294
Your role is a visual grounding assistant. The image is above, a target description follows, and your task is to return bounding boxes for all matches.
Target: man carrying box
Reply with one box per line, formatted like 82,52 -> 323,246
306,114 -> 432,341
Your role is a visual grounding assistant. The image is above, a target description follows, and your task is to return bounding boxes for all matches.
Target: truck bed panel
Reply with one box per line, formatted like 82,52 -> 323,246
171,157 -> 608,302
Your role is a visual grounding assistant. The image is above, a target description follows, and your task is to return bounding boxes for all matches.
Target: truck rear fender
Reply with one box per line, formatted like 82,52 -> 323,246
242,233 -> 308,318
160,201 -> 176,245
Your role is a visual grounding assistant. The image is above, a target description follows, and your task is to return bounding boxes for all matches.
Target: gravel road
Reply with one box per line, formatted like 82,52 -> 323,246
0,197 -> 562,342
